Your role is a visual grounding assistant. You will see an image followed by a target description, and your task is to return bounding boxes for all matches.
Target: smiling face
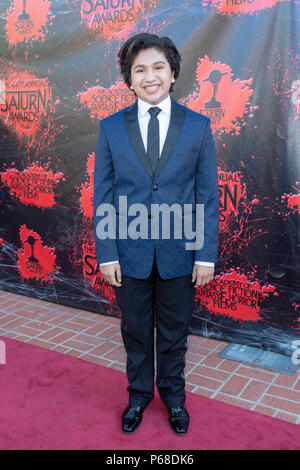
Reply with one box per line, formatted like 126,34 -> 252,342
130,47 -> 176,105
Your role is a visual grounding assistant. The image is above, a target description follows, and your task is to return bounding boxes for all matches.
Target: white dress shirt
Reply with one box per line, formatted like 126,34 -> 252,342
138,94 -> 171,156
99,95 -> 214,268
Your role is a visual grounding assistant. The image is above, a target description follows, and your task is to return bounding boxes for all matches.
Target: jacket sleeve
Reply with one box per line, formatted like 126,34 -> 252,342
93,120 -> 119,265
194,118 -> 219,263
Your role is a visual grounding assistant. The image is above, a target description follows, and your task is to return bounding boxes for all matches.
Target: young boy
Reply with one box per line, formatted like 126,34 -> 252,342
93,33 -> 219,435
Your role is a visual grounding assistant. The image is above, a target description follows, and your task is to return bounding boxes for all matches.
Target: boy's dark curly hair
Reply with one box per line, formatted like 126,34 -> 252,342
118,33 -> 181,93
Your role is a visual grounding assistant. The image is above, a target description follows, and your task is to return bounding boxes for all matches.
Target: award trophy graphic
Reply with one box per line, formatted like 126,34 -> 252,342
25,235 -> 39,264
18,0 -> 30,21
15,0 -> 33,35
203,70 -> 227,109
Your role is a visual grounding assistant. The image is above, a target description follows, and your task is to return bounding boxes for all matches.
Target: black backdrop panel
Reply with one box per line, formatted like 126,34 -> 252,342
0,0 -> 299,355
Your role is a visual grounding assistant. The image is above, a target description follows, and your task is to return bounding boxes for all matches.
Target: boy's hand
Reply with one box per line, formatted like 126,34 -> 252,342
192,265 -> 214,288
100,262 -> 122,287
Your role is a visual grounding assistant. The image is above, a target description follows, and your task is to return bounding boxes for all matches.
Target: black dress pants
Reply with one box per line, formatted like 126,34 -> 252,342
113,251 -> 196,409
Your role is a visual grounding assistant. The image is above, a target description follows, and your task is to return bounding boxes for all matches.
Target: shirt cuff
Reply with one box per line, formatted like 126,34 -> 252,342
194,261 -> 215,267
99,260 -> 119,266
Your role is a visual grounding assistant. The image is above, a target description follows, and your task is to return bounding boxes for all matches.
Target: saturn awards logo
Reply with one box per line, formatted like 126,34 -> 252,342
80,0 -> 159,40
182,55 -> 256,135
6,0 -> 52,46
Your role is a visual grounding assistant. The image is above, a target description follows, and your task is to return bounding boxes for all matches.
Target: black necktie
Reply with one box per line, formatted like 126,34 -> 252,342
147,106 -> 161,174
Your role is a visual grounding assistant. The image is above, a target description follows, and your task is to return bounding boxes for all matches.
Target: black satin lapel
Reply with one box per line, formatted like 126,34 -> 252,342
124,102 -> 154,179
155,98 -> 186,179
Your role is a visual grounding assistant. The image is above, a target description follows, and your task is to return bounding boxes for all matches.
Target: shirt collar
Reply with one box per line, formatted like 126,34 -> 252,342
138,95 -> 171,118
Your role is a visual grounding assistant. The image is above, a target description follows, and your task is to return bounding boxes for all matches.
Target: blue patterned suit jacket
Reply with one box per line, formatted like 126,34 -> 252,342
93,97 -> 219,280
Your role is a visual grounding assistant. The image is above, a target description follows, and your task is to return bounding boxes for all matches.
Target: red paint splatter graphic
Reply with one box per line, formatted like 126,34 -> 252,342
17,225 -> 58,283
80,0 -> 159,41
202,0 -> 290,15
1,163 -> 64,209
182,56 -> 256,135
79,152 -> 94,219
218,168 -> 245,229
196,269 -> 276,322
6,0 -> 53,46
286,193 -> 300,213
71,223 -> 119,314
77,80 -> 135,119
281,183 -> 300,214
0,66 -> 54,138
75,169 -> 122,315
82,239 -> 117,308
217,182 -> 266,265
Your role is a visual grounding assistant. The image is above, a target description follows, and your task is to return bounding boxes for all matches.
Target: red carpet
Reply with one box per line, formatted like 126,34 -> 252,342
0,336 -> 299,450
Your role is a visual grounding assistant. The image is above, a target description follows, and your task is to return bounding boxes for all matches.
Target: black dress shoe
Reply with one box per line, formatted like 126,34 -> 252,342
122,405 -> 145,433
168,406 -> 189,435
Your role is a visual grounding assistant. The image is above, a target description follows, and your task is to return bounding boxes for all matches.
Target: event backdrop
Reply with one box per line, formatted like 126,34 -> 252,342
0,0 -> 299,355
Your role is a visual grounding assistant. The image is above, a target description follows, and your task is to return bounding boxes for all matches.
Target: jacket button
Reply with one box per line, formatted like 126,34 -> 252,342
153,185 -> 158,191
